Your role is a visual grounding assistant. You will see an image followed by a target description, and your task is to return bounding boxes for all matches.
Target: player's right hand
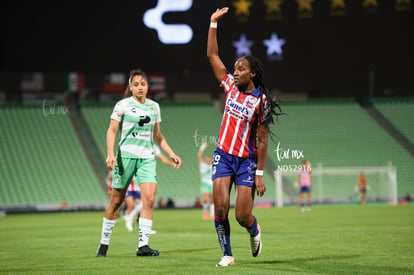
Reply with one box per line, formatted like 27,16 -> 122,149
210,7 -> 229,22
106,156 -> 115,170
199,142 -> 208,152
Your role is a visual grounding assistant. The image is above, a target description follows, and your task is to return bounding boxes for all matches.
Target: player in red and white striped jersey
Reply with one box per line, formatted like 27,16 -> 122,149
207,7 -> 282,267
217,73 -> 268,158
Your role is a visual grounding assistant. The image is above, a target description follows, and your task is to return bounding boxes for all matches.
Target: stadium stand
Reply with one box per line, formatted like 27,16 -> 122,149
268,99 -> 413,202
372,98 -> 414,145
80,104 -> 113,159
0,105 -> 108,212
1,98 -> 413,212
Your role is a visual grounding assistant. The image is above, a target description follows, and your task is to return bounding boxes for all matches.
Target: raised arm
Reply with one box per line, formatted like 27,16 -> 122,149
207,7 -> 229,82
198,142 -> 208,164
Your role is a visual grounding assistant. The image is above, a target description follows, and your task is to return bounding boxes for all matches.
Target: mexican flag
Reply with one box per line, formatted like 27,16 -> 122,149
64,72 -> 84,92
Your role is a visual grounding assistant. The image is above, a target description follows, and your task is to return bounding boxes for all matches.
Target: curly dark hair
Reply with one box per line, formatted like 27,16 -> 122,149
242,55 -> 284,128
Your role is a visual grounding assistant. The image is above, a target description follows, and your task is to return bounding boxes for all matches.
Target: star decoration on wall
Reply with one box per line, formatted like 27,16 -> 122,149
263,33 -> 286,61
362,0 -> 378,8
330,0 -> 346,16
395,0 -> 412,11
264,0 -> 284,13
233,33 -> 254,58
232,0 -> 253,16
331,0 -> 346,9
296,0 -> 314,12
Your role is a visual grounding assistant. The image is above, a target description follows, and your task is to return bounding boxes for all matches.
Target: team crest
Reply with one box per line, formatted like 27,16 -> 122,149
245,96 -> 257,108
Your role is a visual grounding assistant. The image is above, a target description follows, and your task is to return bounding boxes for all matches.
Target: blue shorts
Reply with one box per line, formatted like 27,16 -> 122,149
300,186 -> 311,193
211,148 -> 257,187
126,191 -> 141,199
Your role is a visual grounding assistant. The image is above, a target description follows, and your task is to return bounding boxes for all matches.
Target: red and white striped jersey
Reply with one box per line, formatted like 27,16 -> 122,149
218,73 -> 268,158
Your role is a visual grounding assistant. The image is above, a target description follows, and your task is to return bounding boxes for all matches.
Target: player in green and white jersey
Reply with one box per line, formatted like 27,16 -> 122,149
97,69 -> 182,257
198,142 -> 214,220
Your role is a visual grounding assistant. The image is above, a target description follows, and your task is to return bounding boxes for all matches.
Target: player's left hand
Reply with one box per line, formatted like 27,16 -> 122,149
255,176 -> 266,197
170,154 -> 182,169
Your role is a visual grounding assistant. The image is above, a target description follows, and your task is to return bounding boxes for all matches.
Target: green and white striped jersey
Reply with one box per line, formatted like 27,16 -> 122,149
110,97 -> 161,159
199,162 -> 212,185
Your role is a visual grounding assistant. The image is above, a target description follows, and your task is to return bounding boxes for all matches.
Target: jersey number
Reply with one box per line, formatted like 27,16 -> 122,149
213,154 -> 221,165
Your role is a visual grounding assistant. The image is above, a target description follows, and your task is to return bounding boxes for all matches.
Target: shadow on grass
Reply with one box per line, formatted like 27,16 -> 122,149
251,254 -> 362,265
162,247 -> 217,254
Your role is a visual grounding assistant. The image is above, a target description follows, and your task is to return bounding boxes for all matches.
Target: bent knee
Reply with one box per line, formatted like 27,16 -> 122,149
109,200 -> 124,211
235,214 -> 250,227
214,205 -> 229,219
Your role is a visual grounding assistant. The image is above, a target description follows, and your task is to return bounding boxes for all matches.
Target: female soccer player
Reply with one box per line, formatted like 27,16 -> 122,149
207,7 -> 282,267
357,171 -> 368,204
198,142 -> 214,220
96,68 -> 181,257
295,159 -> 312,212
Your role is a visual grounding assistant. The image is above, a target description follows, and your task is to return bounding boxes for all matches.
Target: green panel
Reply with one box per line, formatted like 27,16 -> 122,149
0,106 -> 107,206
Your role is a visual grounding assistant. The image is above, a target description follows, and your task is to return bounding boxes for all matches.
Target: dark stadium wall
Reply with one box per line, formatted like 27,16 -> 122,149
1,0 -> 413,99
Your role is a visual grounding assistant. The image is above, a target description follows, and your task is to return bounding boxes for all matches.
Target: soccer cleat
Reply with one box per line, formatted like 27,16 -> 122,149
136,245 -> 160,256
250,224 -> 262,257
216,256 -> 235,267
96,244 -> 108,257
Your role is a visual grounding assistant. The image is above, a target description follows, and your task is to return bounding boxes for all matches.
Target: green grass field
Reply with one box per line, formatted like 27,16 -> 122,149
1,205 -> 413,274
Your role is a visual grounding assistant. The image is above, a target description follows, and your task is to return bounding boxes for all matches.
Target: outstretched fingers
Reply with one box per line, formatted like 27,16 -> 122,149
211,7 -> 229,22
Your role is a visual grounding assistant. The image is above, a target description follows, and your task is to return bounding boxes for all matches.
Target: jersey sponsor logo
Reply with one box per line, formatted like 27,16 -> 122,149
226,109 -> 245,120
227,98 -> 249,116
242,175 -> 254,183
138,115 -> 151,126
247,159 -> 257,174
131,132 -> 151,138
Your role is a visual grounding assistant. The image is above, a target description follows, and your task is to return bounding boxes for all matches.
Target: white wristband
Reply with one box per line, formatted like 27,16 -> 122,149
255,170 -> 264,176
210,22 -> 217,29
